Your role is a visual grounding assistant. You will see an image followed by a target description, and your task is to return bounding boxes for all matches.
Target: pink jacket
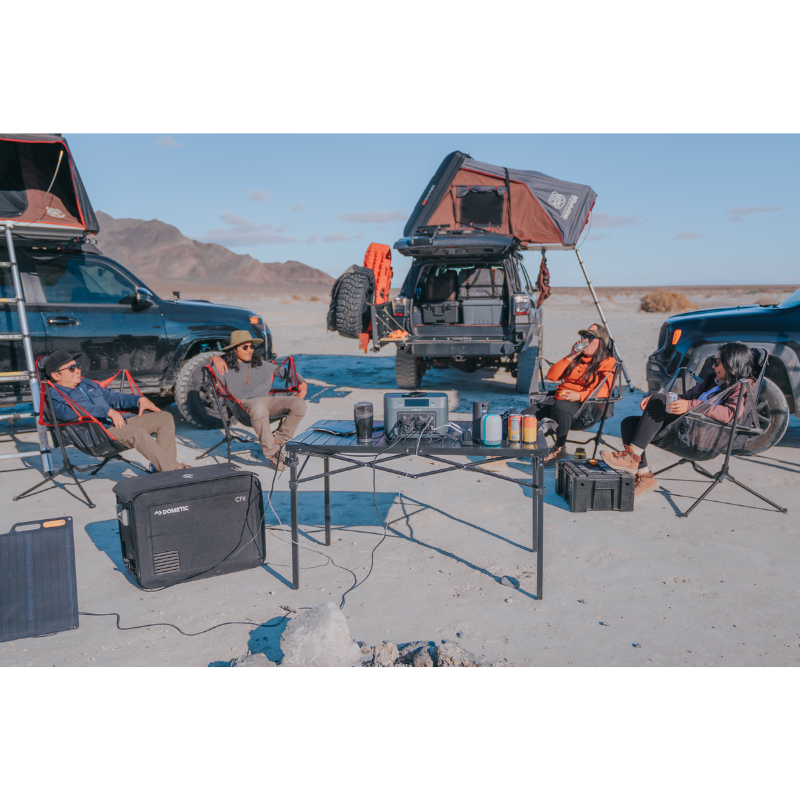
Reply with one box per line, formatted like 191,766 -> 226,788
682,375 -> 751,423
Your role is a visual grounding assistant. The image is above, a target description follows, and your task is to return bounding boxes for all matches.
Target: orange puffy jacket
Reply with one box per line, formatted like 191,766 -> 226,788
547,354 -> 617,402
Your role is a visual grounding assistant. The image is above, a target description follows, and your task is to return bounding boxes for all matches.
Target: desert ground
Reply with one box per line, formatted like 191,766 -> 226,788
1,284 -> 799,667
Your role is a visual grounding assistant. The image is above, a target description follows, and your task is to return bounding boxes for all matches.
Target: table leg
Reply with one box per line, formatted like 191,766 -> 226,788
288,453 -> 300,590
324,456 -> 331,547
536,456 -> 544,600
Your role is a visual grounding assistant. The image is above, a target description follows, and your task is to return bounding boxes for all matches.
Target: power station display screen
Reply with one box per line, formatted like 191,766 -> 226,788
404,399 -> 429,406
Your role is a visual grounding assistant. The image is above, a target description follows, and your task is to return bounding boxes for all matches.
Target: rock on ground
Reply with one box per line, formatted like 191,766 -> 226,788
279,602 -> 362,668
231,653 -> 277,668
436,641 -> 490,667
372,642 -> 399,667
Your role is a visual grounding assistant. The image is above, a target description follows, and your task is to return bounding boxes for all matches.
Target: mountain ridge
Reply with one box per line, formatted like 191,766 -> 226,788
95,211 -> 334,288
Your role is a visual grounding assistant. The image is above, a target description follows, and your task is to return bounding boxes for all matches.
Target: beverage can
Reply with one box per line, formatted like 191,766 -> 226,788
667,392 -> 679,406
508,415 -> 522,442
574,340 -> 588,352
521,414 -> 537,444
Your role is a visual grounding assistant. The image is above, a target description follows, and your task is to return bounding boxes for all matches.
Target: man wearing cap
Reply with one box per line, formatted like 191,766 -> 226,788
44,349 -> 186,472
208,331 -> 308,470
524,323 -> 616,465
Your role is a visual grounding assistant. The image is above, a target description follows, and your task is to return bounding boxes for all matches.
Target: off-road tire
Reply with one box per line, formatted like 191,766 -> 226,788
515,345 -> 539,395
334,271 -> 372,339
733,377 -> 789,456
395,349 -> 424,390
174,351 -> 229,429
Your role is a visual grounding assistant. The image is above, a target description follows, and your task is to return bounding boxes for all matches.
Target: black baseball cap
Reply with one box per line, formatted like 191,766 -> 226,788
42,349 -> 82,378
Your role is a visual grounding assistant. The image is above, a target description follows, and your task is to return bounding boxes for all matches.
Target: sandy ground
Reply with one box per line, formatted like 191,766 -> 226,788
2,286 -> 799,667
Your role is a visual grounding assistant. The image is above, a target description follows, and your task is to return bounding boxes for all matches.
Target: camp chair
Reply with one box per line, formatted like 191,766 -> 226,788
650,347 -> 787,517
196,357 -> 299,463
12,358 -> 147,509
534,342 -> 622,459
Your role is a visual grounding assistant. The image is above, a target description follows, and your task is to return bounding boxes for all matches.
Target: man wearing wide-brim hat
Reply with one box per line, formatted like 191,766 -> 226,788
209,331 -> 308,470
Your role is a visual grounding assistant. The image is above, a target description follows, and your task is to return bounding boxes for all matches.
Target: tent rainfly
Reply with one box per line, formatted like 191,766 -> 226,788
0,134 -> 99,236
403,151 -> 597,247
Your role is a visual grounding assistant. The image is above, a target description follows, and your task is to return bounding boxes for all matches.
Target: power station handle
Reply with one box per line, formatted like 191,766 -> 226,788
47,316 -> 79,326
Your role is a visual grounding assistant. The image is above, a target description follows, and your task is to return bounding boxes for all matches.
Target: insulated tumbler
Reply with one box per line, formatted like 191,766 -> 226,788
354,402 -> 374,443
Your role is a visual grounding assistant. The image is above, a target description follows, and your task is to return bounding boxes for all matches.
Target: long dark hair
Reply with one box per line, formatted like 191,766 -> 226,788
715,342 -> 753,389
223,347 -> 263,372
568,337 -> 610,386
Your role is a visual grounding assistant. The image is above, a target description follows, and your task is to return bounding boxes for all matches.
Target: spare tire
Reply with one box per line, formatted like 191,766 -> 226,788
334,270 -> 373,339
174,351 -> 229,429
396,348 -> 424,390
733,377 -> 789,456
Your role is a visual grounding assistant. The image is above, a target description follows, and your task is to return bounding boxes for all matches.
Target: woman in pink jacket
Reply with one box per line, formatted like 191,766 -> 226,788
601,342 -> 754,499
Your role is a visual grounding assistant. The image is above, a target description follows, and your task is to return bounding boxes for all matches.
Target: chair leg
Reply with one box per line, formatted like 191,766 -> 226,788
652,458 -> 689,477
723,473 -> 788,513
13,463 -> 95,509
90,457 -> 113,476
196,437 -> 228,460
679,476 -> 723,517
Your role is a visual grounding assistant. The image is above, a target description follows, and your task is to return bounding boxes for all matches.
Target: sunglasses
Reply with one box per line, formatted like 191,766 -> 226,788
57,363 -> 81,373
237,343 -> 255,351
712,358 -> 721,367
581,334 -> 598,342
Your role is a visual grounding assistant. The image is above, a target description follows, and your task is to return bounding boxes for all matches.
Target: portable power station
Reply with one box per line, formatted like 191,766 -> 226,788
384,392 -> 449,440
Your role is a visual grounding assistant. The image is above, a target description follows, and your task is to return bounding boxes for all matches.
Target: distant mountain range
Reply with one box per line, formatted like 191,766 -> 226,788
95,211 -> 333,289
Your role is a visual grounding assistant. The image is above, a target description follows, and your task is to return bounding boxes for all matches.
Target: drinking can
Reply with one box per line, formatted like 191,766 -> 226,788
574,340 -> 588,353
667,392 -> 679,407
521,414 -> 537,444
508,414 -> 522,442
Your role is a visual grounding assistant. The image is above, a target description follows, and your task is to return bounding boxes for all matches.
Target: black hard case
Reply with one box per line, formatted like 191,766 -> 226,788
113,464 -> 265,590
421,301 -> 460,324
556,460 -> 634,513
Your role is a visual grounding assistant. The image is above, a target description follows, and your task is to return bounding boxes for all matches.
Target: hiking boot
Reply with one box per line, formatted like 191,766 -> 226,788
634,471 -> 659,499
600,445 -> 641,474
267,453 -> 286,472
544,445 -> 568,467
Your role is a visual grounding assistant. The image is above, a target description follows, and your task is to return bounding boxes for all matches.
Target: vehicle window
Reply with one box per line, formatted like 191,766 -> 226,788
777,288 -> 800,309
0,266 -> 15,299
35,256 -> 137,304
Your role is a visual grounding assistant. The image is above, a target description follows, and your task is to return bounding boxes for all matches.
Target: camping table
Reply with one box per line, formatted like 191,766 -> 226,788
282,420 -> 549,598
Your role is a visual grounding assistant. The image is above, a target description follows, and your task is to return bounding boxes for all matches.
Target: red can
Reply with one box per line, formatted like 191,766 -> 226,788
522,415 -> 537,445
507,414 -> 522,442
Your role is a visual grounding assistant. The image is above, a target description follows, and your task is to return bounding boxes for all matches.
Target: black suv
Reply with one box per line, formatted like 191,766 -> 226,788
370,228 -> 539,391
0,240 -> 272,428
646,287 -> 800,454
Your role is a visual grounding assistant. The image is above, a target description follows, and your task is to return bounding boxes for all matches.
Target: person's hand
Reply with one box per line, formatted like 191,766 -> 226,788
210,355 -> 228,374
558,389 -> 580,402
668,398 -> 690,414
137,396 -> 159,415
108,408 -> 126,429
298,381 -> 308,399
640,396 -> 650,411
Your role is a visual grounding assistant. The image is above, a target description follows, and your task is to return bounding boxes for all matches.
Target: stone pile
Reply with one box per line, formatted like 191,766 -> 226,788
228,602 -> 511,667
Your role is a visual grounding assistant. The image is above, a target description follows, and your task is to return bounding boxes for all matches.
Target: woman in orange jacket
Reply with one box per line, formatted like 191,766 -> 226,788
530,323 -> 617,466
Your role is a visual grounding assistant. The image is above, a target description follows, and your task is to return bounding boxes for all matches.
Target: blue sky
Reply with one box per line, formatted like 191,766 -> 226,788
67,134 -> 799,288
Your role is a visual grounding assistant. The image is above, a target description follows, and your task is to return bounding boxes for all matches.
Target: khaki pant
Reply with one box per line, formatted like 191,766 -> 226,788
105,411 -> 180,472
241,395 -> 307,458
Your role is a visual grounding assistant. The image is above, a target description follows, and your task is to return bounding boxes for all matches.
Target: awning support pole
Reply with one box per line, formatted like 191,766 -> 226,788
575,248 -> 634,391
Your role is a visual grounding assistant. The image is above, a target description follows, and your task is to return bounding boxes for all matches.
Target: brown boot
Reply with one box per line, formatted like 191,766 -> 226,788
267,453 -> 286,472
544,445 -> 568,467
634,471 -> 659,498
600,445 -> 641,474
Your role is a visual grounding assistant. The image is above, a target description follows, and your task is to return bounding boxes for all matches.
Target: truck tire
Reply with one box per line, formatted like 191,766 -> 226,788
733,377 -> 789,456
174,351 -> 228,429
515,345 -> 539,395
334,271 -> 372,339
395,349 -> 423,390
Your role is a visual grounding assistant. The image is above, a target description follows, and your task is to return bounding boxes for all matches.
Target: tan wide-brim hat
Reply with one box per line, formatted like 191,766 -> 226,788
223,330 -> 264,350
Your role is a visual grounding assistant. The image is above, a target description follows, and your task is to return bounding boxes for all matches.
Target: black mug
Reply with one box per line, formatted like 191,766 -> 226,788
354,402 -> 374,444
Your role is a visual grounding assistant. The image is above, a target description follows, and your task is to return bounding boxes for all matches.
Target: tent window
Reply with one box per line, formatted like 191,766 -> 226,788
457,185 -> 505,228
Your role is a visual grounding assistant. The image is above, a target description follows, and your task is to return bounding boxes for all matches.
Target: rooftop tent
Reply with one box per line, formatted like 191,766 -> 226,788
403,151 -> 596,247
0,134 -> 99,236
